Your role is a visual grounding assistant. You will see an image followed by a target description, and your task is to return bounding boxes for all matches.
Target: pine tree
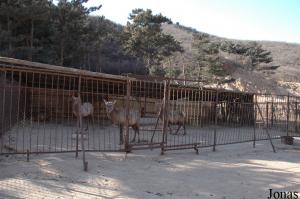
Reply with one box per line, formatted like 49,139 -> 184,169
53,0 -> 101,66
124,9 -> 183,73
220,40 -> 273,68
191,33 -> 224,80
0,0 -> 20,56
245,42 -> 272,67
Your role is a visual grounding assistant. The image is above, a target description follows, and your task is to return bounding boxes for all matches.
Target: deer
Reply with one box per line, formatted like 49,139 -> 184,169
103,99 -> 140,144
151,104 -> 186,143
71,96 -> 94,131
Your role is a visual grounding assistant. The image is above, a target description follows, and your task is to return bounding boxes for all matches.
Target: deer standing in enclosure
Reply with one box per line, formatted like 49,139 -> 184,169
151,103 -> 186,143
71,96 -> 94,131
103,99 -> 140,144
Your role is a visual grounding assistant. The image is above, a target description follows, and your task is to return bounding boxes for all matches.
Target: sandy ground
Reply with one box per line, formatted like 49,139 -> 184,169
0,119 -> 288,153
0,138 -> 300,199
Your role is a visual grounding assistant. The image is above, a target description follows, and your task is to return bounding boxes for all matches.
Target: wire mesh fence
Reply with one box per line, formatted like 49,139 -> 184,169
0,58 -> 299,155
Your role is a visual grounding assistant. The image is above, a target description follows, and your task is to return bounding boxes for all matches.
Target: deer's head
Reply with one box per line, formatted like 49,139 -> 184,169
103,99 -> 116,113
71,95 -> 81,105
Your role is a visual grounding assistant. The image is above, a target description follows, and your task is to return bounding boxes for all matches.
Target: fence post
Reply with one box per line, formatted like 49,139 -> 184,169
125,78 -> 131,153
26,149 -> 30,162
161,80 -> 169,155
75,76 -> 81,158
213,91 -> 218,152
271,97 -> 274,127
286,94 -> 290,137
266,102 -> 269,129
78,76 -> 88,171
199,89 -> 203,128
266,102 -> 276,152
295,101 -> 298,133
80,102 -> 88,171
253,95 -> 257,148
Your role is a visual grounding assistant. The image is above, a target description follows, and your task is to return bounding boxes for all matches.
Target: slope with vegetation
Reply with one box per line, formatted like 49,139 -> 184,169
0,0 -> 299,95
0,0 -> 146,74
162,23 -> 300,95
0,0 -> 182,76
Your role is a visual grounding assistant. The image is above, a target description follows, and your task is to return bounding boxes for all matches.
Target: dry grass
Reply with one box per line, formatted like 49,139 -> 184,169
162,24 -> 300,95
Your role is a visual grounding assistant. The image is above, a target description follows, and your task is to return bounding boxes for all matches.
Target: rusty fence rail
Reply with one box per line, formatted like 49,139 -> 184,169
0,63 -> 300,155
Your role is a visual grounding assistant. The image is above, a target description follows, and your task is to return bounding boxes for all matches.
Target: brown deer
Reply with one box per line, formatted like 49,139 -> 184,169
103,99 -> 140,144
151,105 -> 186,143
71,96 -> 94,131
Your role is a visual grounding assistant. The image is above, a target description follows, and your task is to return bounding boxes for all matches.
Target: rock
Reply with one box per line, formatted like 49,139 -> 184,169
155,193 -> 164,197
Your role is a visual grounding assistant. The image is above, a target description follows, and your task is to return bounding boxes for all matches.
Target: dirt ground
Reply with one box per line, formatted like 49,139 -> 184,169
1,119 -> 287,154
1,138 -> 300,199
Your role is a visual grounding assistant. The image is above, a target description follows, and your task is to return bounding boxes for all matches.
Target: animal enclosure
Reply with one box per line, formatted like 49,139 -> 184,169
0,57 -> 300,155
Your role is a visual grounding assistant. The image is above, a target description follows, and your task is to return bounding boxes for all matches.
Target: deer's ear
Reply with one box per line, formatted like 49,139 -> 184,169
72,96 -> 76,100
113,100 -> 117,105
103,99 -> 107,104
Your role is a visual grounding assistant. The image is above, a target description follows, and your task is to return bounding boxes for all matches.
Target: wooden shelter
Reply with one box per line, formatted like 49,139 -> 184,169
0,57 -> 254,128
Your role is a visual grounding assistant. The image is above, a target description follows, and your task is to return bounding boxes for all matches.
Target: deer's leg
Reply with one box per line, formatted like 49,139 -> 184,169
151,117 -> 160,142
151,116 -> 160,143
131,124 -> 140,143
182,121 -> 186,135
131,125 -> 136,143
174,123 -> 182,135
168,123 -> 173,134
91,115 -> 95,131
137,125 -> 140,143
119,125 -> 123,145
84,117 -> 89,131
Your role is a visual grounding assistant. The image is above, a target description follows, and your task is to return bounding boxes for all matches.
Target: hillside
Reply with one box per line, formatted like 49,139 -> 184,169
260,41 -> 300,82
162,23 -> 300,96
1,0 -> 299,96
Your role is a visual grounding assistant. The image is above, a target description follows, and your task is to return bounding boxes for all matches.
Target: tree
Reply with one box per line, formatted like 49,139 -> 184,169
220,41 -> 249,55
123,9 -> 183,73
0,0 -> 24,57
164,67 -> 181,78
21,0 -> 51,61
149,65 -> 166,76
245,42 -> 272,67
53,0 -> 101,66
80,16 -> 147,74
220,40 -> 272,68
0,0 -> 52,60
0,2 -> 147,74
191,33 -> 224,80
0,0 -> 17,55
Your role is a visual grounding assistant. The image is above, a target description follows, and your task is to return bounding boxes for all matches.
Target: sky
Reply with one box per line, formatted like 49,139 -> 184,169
84,0 -> 300,44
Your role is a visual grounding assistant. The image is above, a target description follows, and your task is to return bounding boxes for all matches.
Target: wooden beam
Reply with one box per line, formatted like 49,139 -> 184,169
0,56 -> 131,81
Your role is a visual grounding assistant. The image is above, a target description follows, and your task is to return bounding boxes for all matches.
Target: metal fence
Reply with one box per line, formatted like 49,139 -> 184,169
0,58 -> 300,157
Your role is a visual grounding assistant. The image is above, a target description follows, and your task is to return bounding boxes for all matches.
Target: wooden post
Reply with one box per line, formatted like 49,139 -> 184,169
271,97 -> 274,127
287,95 -> 290,135
125,78 -> 131,153
161,80 -> 169,155
295,101 -> 298,133
199,89 -> 203,127
266,102 -> 276,153
266,102 -> 269,129
253,95 -> 257,148
80,106 -> 88,172
78,76 -> 88,171
26,149 -> 30,162
213,91 -> 218,152
75,76 -> 81,158
144,96 -> 146,116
